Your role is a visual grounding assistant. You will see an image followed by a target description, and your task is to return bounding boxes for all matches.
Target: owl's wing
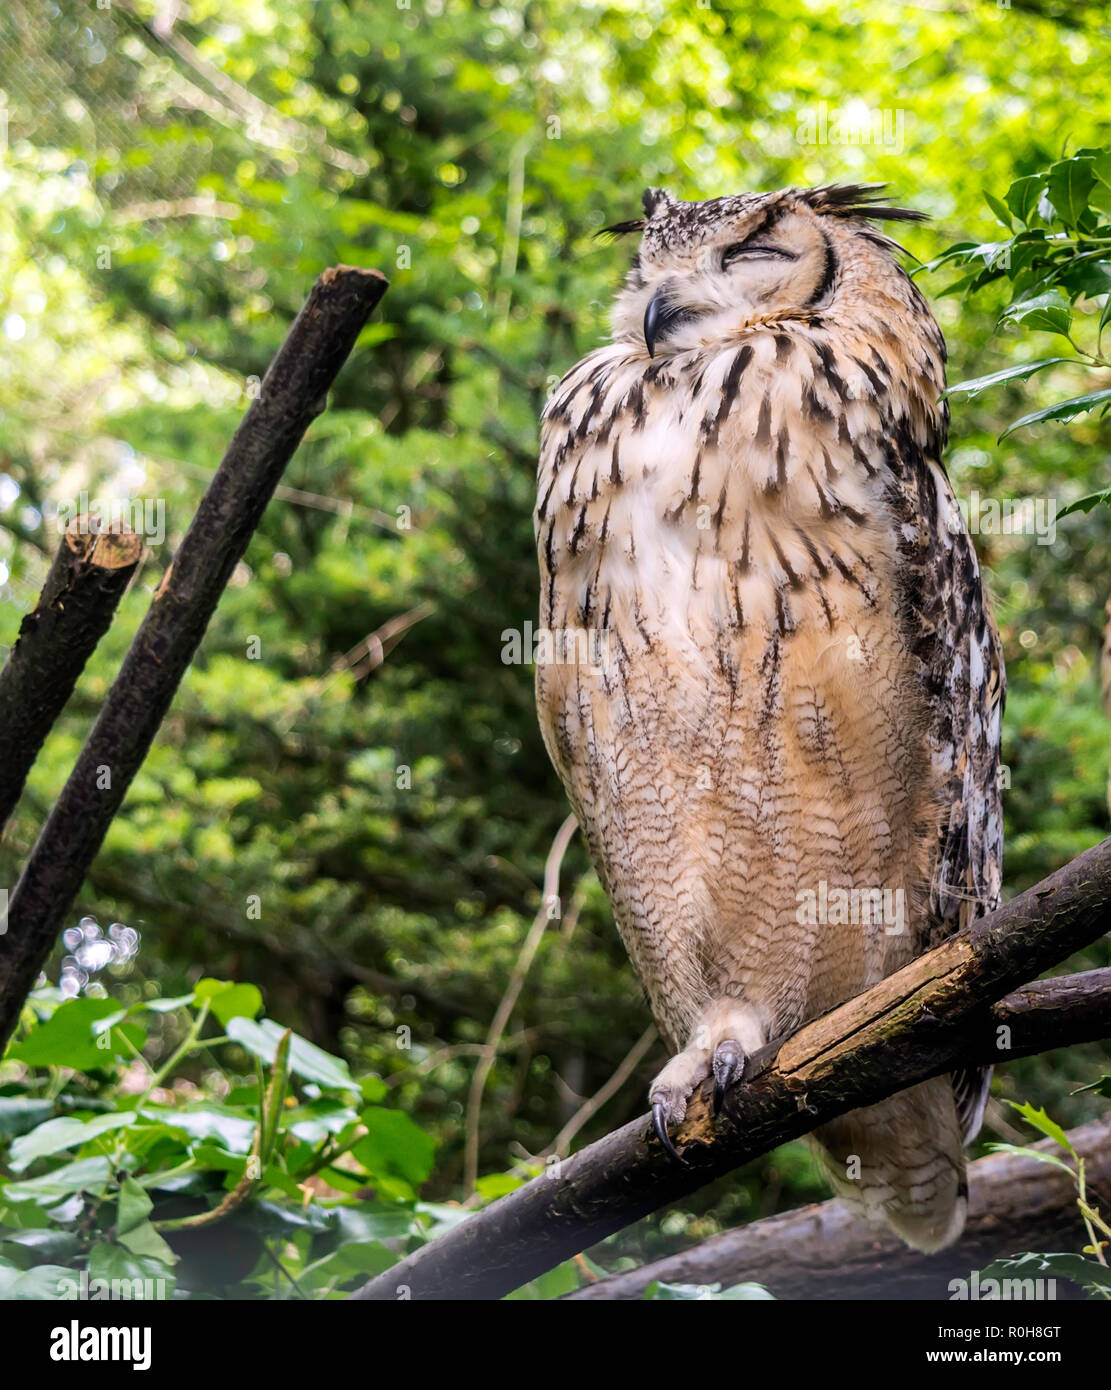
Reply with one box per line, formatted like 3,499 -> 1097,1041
896,453 -> 1005,1143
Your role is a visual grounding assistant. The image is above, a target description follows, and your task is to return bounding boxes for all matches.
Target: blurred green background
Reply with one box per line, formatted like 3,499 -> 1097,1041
1,0 -> 1110,1259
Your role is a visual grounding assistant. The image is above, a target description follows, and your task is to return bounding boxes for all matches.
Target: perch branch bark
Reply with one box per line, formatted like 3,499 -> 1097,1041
351,838 -> 1111,1300
568,1110 -> 1111,1300
0,519 -> 142,830
0,266 -> 387,1048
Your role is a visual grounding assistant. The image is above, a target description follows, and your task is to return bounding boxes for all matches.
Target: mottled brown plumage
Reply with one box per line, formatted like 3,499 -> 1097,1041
535,184 -> 1004,1251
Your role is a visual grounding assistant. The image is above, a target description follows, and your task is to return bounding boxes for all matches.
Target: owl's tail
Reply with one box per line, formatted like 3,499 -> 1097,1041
810,1076 -> 968,1253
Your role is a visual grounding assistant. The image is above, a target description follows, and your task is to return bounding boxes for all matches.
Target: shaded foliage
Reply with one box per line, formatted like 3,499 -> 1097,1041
1,0 -> 1109,1270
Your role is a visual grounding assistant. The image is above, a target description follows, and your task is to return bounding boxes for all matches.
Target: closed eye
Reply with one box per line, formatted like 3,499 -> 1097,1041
722,243 -> 797,267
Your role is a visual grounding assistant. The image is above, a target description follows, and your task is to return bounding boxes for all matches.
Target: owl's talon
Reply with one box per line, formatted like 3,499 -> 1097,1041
712,1040 -> 745,1115
651,1098 -> 685,1164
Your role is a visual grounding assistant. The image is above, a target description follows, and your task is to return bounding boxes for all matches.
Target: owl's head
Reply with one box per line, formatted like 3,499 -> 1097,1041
606,184 -> 927,357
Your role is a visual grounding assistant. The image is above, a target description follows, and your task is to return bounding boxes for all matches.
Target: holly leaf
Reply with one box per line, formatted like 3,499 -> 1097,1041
943,357 -> 1071,398
999,387 -> 1111,438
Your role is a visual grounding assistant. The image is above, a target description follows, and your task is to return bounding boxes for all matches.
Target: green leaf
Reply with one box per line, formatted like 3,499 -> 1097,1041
352,1107 -> 437,1188
2,1155 -> 112,1205
1058,489 -> 1111,519
2,1229 -> 81,1262
943,357 -> 1071,398
1073,1074 -> 1111,1097
0,1097 -> 53,1139
143,1104 -> 256,1154
1000,289 -> 1072,336
644,1279 -> 775,1300
360,1075 -> 388,1104
0,1264 -> 79,1299
1046,157 -> 1096,227
981,1252 -> 1111,1294
226,1016 -> 355,1091
288,1099 -> 360,1146
299,1240 -> 396,1291
194,979 -> 263,1025
117,1176 -> 154,1235
7,997 -> 122,1070
116,1219 -> 177,1265
9,1112 -> 135,1172
88,1242 -> 176,1297
983,191 -> 1013,230
1092,151 -> 1111,191
475,1172 -> 525,1199
1004,1101 -> 1074,1153
983,1143 -> 1075,1176
999,387 -> 1111,438
144,994 -> 197,1014
506,1259 -> 582,1300
321,1204 -> 416,1245
1005,174 -> 1046,226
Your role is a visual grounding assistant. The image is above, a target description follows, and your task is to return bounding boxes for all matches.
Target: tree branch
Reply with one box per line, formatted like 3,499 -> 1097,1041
568,1110 -> 1111,1300
351,838 -> 1111,1300
0,266 -> 388,1049
0,519 -> 142,830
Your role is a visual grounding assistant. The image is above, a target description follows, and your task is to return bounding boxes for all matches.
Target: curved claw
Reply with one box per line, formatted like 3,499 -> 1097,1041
651,1099 -> 685,1164
712,1041 -> 745,1116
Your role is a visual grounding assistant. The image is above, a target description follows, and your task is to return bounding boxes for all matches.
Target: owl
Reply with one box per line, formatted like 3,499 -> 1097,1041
534,184 -> 1005,1252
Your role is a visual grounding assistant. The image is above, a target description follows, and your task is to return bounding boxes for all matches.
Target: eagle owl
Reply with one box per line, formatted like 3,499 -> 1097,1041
534,184 -> 1005,1252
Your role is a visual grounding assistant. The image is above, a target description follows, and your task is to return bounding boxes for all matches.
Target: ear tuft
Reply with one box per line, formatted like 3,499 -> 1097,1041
642,187 -> 676,220
596,218 -> 646,240
802,183 -> 928,224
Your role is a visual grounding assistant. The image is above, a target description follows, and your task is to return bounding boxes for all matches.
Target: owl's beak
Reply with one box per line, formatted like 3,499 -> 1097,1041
643,284 -> 678,358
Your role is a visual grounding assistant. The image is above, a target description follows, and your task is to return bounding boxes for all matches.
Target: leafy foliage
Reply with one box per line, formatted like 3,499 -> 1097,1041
1,0 -> 1110,1285
0,982 -> 445,1298
984,1101 -> 1111,1298
933,150 -> 1111,453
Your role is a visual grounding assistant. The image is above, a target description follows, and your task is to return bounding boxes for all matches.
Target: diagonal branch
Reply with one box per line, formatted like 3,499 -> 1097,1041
352,837 -> 1111,1300
568,1109 -> 1111,1300
0,266 -> 387,1050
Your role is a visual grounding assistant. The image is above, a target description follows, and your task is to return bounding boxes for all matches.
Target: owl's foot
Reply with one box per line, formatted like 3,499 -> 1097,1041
648,1004 -> 766,1161
712,1039 -> 746,1115
648,1049 -> 711,1164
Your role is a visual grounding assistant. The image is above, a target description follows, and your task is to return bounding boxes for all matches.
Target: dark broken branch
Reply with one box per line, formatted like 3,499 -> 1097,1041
568,1111 -> 1111,1300
0,266 -> 388,1049
0,519 -> 143,830
352,838 -> 1111,1300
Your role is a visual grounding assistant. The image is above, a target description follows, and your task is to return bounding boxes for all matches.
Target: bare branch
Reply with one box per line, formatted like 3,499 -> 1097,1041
352,839 -> 1111,1300
568,1110 -> 1111,1300
0,519 -> 142,830
0,267 -> 388,1048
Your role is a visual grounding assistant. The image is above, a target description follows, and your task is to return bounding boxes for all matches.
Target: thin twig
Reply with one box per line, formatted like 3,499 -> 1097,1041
462,813 -> 578,1194
545,1025 -> 658,1160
